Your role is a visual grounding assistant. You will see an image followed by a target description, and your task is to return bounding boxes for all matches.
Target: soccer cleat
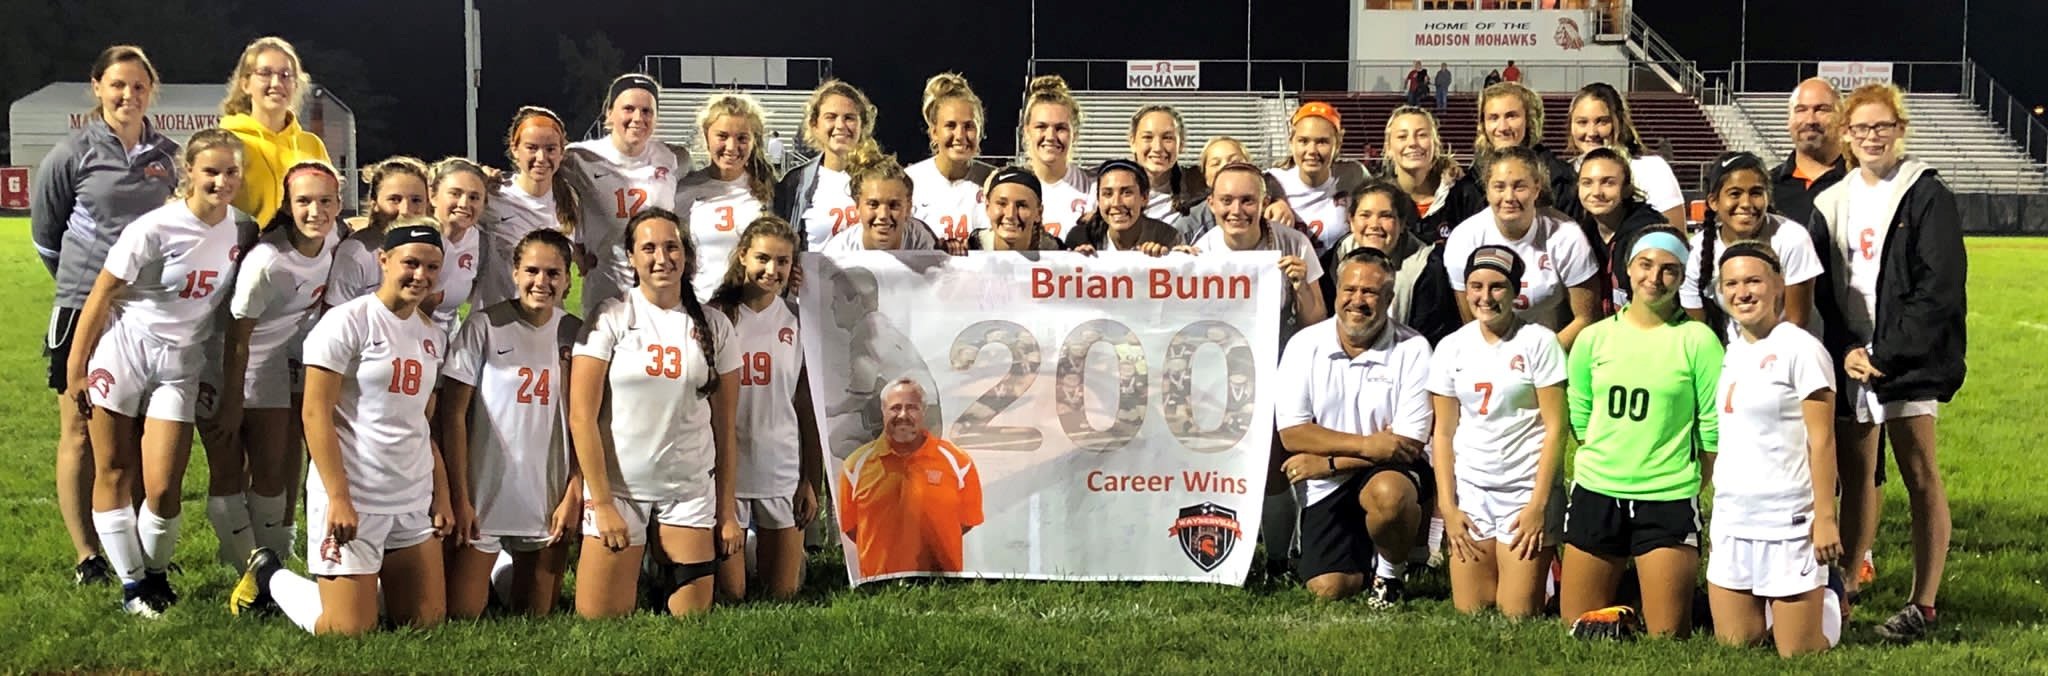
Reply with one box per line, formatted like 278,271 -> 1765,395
1857,555 -> 1877,586
229,548 -> 282,617
1570,605 -> 1645,641
1366,575 -> 1405,610
1875,605 -> 1935,643
74,555 -> 113,586
121,583 -> 162,619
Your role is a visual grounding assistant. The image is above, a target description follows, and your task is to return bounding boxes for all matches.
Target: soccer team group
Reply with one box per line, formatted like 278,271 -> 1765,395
31,35 -> 1964,653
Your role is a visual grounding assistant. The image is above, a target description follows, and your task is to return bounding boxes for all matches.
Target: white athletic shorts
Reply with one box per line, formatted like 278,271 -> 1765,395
1454,480 -> 1564,547
194,352 -> 301,420
1707,533 -> 1825,598
304,503 -> 438,577
85,320 -> 203,422
582,493 -> 716,547
468,532 -> 556,555
736,497 -> 797,531
1845,378 -> 1937,424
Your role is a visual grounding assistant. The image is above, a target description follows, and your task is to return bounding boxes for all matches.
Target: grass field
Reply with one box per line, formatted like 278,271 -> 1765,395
0,218 -> 2043,673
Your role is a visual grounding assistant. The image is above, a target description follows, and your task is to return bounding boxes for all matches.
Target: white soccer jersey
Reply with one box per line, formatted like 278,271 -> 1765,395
799,166 -> 855,250
1681,215 -> 1825,336
1841,175 -> 1897,341
1442,210 -> 1598,332
302,295 -> 446,514
476,182 -> 564,308
817,219 -> 940,252
675,170 -> 764,302
324,228 -> 384,307
1267,167 -> 1350,251
1038,163 -> 1095,240
730,300 -> 805,499
443,302 -> 580,538
102,202 -> 241,348
1145,189 -> 1177,221
573,290 -> 741,501
1191,224 -> 1325,287
564,137 -> 682,317
1426,322 -> 1568,492
1712,324 -> 1835,540
906,158 -> 986,241
429,227 -> 482,332
231,228 -> 337,397
1275,320 -> 1435,506
1631,155 -> 1687,214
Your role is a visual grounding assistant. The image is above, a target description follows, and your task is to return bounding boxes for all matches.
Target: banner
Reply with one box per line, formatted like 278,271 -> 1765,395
1817,61 -> 1894,90
1126,60 -> 1200,90
800,251 -> 1282,586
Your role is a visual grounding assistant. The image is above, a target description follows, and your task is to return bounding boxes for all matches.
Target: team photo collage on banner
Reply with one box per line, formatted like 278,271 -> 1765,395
29,34 -> 1965,655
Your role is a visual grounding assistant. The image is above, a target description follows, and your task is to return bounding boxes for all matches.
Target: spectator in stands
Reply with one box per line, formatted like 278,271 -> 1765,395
1503,61 -> 1522,84
1772,78 -> 1847,229
1566,83 -> 1686,227
1468,82 -> 1579,218
1575,147 -> 1667,314
1321,181 -> 1459,346
1380,106 -> 1483,244
1810,83 -> 1966,645
767,131 -> 786,174
1485,70 -> 1504,88
775,80 -> 878,251
1406,61 -> 1430,107
1127,106 -> 1206,222
1172,136 -> 1251,242
1434,64 -> 1453,113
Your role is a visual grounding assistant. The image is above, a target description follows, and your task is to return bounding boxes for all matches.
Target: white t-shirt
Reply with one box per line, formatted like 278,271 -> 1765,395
1038,163 -> 1095,240
1442,210 -> 1598,332
1275,320 -> 1435,506
1631,155 -> 1686,214
476,182 -> 564,308
443,302 -> 580,538
1712,324 -> 1835,540
729,300 -> 806,498
564,137 -> 682,317
1266,167 -> 1350,251
906,158 -> 986,241
1145,188 -> 1178,222
102,202 -> 241,348
799,166 -> 855,251
430,226 -> 482,333
324,228 -> 384,307
1680,216 -> 1824,337
302,295 -> 446,514
1426,322 -> 1567,492
1192,225 -> 1324,311
1841,175 -> 1897,342
573,290 -> 741,501
818,219 -> 940,252
231,228 -> 337,381
675,170 -> 764,303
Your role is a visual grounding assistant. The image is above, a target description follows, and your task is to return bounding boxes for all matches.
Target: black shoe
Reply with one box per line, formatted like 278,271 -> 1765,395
144,569 -> 178,608
121,574 -> 175,618
230,548 -> 282,617
1367,575 -> 1405,609
1876,605 -> 1935,643
74,555 -> 113,586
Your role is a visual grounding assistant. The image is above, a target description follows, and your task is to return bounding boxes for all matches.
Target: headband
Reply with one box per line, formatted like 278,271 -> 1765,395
1465,245 -> 1525,289
1095,158 -> 1150,195
281,160 -> 338,189
1292,101 -> 1341,130
1629,231 -> 1688,264
987,165 -> 1042,200
605,75 -> 660,108
384,224 -> 443,252
514,111 -> 565,141
1718,241 -> 1783,273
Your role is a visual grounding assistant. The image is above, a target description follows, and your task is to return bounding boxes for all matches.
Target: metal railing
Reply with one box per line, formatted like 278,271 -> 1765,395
637,55 -> 833,89
1965,58 -> 2048,170
1733,60 -> 1966,95
1028,58 -> 1698,96
1625,10 -> 1704,96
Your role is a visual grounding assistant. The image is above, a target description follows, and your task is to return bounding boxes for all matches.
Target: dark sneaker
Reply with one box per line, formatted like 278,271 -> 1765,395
1366,575 -> 1405,609
121,580 -> 169,619
229,548 -> 282,617
1876,605 -> 1934,643
1570,605 -> 1645,641
74,555 -> 113,586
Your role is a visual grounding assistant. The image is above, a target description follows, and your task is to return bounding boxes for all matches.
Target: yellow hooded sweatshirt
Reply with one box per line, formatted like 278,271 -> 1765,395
221,112 -> 329,227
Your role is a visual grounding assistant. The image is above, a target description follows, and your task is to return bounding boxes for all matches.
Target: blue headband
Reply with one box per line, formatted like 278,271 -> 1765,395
1629,231 -> 1688,263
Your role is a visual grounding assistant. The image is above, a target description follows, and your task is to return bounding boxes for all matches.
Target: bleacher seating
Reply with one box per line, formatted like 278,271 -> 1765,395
1726,92 -> 2048,194
653,88 -> 814,168
1065,92 -> 1299,168
1303,92 -> 1728,195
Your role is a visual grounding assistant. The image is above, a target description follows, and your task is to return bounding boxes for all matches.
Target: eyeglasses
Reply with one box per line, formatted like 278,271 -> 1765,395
249,68 -> 296,84
1845,121 -> 1902,138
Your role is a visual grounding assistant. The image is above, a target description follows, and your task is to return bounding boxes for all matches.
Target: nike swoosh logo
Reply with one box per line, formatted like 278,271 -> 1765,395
496,347 -> 515,355
589,171 -> 610,179
369,340 -> 386,347
231,525 -> 250,535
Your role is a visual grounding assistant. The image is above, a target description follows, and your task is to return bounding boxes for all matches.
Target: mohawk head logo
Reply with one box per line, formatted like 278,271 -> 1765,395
1555,17 -> 1586,51
86,368 -> 116,399
778,327 -> 795,345
458,253 -> 475,270
1169,502 -> 1243,572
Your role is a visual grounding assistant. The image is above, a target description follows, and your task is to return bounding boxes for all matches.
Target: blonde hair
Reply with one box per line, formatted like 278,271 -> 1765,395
802,79 -> 877,152
844,141 -> 912,202
220,36 -> 312,117
696,92 -> 776,203
1021,74 -> 1081,137
428,156 -> 489,194
174,128 -> 245,199
1381,105 -> 1454,178
1474,81 -> 1546,154
922,72 -> 985,152
1836,83 -> 1912,169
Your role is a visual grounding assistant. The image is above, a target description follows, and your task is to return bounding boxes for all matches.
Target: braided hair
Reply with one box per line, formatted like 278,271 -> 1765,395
627,208 -> 720,397
1694,152 -> 1770,343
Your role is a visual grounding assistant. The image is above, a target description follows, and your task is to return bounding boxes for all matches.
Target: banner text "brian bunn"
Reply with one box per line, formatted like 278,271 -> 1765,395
1031,267 -> 1253,300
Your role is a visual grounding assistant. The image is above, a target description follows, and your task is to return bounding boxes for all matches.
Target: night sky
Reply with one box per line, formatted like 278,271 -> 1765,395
46,0 -> 2048,165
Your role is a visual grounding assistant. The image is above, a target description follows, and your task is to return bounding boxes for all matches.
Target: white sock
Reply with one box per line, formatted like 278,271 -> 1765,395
1374,554 -> 1407,580
247,492 -> 291,559
266,568 -> 322,633
92,508 -> 145,584
207,493 -> 254,569
490,550 -> 516,607
137,505 -> 181,573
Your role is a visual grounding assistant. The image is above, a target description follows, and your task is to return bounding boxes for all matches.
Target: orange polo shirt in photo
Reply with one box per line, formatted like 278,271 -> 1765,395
837,434 -> 983,578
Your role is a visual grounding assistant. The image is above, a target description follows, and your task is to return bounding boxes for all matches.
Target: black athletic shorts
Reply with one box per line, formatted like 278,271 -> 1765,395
1562,485 -> 1701,558
46,307 -> 80,392
1295,462 -> 1432,580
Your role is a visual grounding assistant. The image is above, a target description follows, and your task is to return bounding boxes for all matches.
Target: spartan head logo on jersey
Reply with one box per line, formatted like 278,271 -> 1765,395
423,339 -> 437,357
309,284 -> 327,302
458,253 -> 475,270
654,167 -> 670,181
86,368 -> 116,398
229,245 -> 242,262
144,161 -> 171,180
1760,354 -> 1779,370
1170,502 -> 1242,572
778,327 -> 795,345
1509,355 -> 1526,372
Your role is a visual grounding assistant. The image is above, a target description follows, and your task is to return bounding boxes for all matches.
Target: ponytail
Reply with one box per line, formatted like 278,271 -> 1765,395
1695,208 -> 1726,342
679,290 -> 721,398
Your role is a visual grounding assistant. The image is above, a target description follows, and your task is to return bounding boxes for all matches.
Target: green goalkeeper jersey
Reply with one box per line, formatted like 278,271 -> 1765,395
1567,310 -> 1724,501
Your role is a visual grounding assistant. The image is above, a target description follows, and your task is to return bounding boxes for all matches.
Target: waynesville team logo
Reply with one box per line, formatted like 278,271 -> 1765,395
1169,502 -> 1242,572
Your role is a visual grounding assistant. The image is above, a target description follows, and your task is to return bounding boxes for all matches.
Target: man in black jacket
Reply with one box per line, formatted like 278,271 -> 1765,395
1772,78 -> 1848,227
